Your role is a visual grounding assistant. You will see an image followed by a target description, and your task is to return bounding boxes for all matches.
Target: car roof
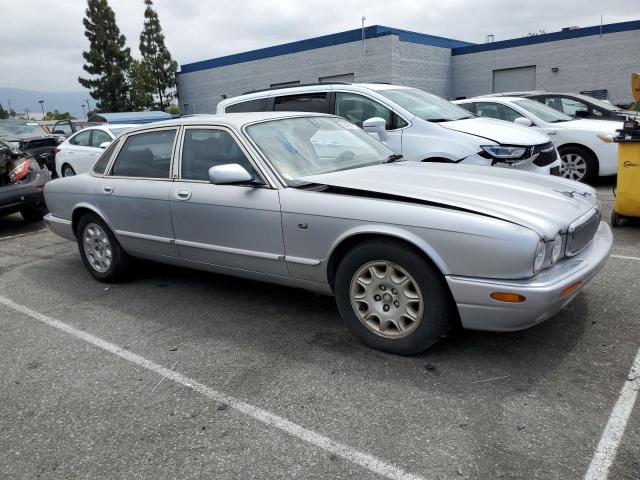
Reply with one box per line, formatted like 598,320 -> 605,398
122,111 -> 333,134
457,96 -> 529,103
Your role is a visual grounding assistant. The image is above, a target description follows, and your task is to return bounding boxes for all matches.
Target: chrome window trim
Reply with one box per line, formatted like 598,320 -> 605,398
177,124 -> 276,188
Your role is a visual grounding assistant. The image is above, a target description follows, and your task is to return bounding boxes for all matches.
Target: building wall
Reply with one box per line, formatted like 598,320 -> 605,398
177,36 -> 397,114
392,39 -> 453,97
452,29 -> 640,104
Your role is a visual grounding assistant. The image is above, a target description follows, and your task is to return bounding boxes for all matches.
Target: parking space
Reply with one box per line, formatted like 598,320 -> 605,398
0,182 -> 638,479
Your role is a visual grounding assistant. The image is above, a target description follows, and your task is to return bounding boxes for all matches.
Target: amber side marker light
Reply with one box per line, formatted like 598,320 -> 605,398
560,281 -> 581,298
490,292 -> 526,303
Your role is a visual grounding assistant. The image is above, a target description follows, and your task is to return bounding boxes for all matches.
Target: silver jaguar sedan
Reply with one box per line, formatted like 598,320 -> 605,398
44,112 -> 612,355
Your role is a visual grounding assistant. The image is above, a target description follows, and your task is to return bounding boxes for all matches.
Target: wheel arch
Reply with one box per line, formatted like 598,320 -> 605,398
326,227 -> 450,289
557,143 -> 599,174
71,203 -> 111,237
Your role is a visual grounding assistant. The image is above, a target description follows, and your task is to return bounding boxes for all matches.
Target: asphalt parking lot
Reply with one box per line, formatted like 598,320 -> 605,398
0,179 -> 638,480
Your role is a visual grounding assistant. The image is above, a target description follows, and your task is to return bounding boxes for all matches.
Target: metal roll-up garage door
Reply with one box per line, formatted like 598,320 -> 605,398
492,66 -> 536,93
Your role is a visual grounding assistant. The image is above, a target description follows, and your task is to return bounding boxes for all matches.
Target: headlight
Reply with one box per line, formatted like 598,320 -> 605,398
481,145 -> 527,158
551,234 -> 562,264
533,241 -> 546,273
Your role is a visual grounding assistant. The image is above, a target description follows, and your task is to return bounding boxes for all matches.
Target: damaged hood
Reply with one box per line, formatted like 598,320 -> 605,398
301,162 -> 597,239
437,117 -> 550,145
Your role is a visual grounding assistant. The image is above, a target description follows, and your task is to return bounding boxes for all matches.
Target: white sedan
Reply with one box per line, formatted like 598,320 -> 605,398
454,97 -> 621,183
55,125 -> 137,177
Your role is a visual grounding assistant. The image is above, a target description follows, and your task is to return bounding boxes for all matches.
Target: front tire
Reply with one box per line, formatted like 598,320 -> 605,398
334,239 -> 453,355
61,164 -> 76,177
559,146 -> 597,183
77,213 -> 129,282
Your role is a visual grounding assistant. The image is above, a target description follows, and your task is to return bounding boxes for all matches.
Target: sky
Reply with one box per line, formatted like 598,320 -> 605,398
0,0 -> 637,96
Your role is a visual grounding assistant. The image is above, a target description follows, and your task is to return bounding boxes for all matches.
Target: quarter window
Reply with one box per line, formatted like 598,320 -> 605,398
335,93 -> 398,130
110,129 -> 176,178
474,102 -> 522,122
558,97 -> 589,116
70,130 -> 91,146
226,98 -> 269,113
181,129 -> 256,181
92,130 -> 112,147
274,93 -> 330,113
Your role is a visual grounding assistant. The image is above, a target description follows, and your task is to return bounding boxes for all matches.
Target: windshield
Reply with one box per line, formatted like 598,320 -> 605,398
0,122 -> 46,139
247,116 -> 394,184
574,94 -> 620,111
514,99 -> 573,123
378,88 -> 474,121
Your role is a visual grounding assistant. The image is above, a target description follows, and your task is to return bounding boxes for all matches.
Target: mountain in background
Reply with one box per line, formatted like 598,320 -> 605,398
0,87 -> 93,119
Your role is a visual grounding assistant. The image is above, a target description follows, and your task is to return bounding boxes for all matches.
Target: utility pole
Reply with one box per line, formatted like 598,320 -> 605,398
85,99 -> 91,113
81,104 -> 86,119
38,100 -> 45,116
361,16 -> 366,56
25,108 -> 30,120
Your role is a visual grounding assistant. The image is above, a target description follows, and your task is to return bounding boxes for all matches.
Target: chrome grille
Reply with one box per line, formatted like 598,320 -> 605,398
566,210 -> 600,256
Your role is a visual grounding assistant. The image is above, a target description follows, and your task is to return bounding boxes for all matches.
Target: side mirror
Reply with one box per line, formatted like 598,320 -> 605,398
362,117 -> 388,141
99,141 -> 111,149
514,117 -> 533,127
208,163 -> 254,185
574,110 -> 589,118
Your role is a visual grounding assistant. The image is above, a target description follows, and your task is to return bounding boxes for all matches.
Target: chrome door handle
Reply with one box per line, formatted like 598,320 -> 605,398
176,189 -> 191,200
103,185 -> 113,194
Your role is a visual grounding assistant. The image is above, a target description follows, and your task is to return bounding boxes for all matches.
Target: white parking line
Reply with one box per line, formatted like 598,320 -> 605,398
610,254 -> 640,262
0,229 -> 48,241
0,295 -> 424,480
584,347 -> 640,480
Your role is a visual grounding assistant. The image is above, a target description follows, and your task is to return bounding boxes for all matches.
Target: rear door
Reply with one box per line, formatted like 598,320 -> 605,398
94,127 -> 179,257
170,126 -> 287,276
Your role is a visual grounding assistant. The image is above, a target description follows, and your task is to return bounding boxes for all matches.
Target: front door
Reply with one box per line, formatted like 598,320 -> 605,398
170,126 -> 287,276
95,127 -> 179,257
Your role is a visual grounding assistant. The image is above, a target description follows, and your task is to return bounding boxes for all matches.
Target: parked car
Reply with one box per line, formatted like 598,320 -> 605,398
0,120 -> 63,174
55,124 -> 138,177
482,91 -> 635,121
217,83 -> 561,176
0,140 -> 50,222
454,97 -> 620,183
44,112 -> 612,355
51,120 -> 101,138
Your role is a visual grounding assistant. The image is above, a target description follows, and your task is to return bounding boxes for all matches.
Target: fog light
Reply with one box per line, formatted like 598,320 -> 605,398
491,292 -> 526,303
560,282 -> 581,297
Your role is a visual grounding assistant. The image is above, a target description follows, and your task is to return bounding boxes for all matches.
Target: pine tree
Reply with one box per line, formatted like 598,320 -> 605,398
139,0 -> 178,110
128,59 -> 155,110
78,0 -> 132,112
0,102 -> 8,120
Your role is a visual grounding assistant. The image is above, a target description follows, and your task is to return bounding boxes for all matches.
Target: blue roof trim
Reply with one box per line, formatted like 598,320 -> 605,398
452,19 -> 640,55
89,111 -> 172,124
179,25 -> 474,74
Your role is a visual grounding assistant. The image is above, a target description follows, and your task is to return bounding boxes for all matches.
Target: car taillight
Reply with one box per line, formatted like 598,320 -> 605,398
10,159 -> 31,182
54,147 -> 61,158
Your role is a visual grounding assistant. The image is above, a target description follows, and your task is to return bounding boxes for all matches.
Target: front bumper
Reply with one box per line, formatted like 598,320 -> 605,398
446,221 -> 613,331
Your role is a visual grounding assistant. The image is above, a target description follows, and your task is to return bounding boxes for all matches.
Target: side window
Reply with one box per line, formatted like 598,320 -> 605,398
110,129 -> 176,178
559,97 -> 589,116
93,139 -> 120,175
69,130 -> 92,146
474,102 -> 522,122
181,129 -> 257,181
273,93 -> 329,113
543,97 -> 564,113
226,98 -> 268,113
92,130 -> 112,147
335,93 -> 395,130
458,103 -> 476,113
54,122 -> 72,136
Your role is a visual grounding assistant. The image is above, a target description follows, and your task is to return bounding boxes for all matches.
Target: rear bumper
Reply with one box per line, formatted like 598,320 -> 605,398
44,213 -> 75,241
446,221 -> 612,331
0,182 -> 46,217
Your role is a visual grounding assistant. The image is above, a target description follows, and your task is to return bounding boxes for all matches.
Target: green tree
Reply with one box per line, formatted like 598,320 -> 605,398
78,0 -> 132,112
42,110 -> 76,121
0,102 -> 8,120
165,104 -> 180,115
139,0 -> 178,110
128,59 -> 155,110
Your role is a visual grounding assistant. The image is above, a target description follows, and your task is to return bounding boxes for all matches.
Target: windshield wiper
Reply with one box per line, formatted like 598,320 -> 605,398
384,154 -> 404,164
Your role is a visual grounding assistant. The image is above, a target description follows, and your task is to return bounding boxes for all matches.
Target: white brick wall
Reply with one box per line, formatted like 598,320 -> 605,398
452,30 -> 640,104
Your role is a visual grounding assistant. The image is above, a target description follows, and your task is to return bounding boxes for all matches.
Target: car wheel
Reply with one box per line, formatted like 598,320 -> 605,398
77,213 -> 129,282
61,164 -> 76,177
559,146 -> 597,183
334,239 -> 453,355
20,206 -> 47,223
611,210 -> 624,228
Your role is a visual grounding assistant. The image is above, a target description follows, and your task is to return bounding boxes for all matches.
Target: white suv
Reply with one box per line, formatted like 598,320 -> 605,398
217,83 -> 560,175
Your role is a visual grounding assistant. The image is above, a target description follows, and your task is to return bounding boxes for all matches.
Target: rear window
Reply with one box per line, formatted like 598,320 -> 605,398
273,93 -> 330,113
110,129 -> 176,178
226,98 -> 269,113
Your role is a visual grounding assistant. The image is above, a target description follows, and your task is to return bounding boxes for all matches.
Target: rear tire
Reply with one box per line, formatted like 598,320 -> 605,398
559,146 -> 597,183
61,164 -> 76,177
77,213 -> 129,282
334,239 -> 453,355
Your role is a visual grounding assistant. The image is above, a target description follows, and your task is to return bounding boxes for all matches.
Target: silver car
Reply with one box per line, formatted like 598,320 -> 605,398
44,112 -> 612,355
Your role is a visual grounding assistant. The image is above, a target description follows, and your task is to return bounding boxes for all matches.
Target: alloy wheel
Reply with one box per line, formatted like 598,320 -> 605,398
83,223 -> 112,273
560,153 -> 587,181
62,165 -> 76,177
349,261 -> 424,339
